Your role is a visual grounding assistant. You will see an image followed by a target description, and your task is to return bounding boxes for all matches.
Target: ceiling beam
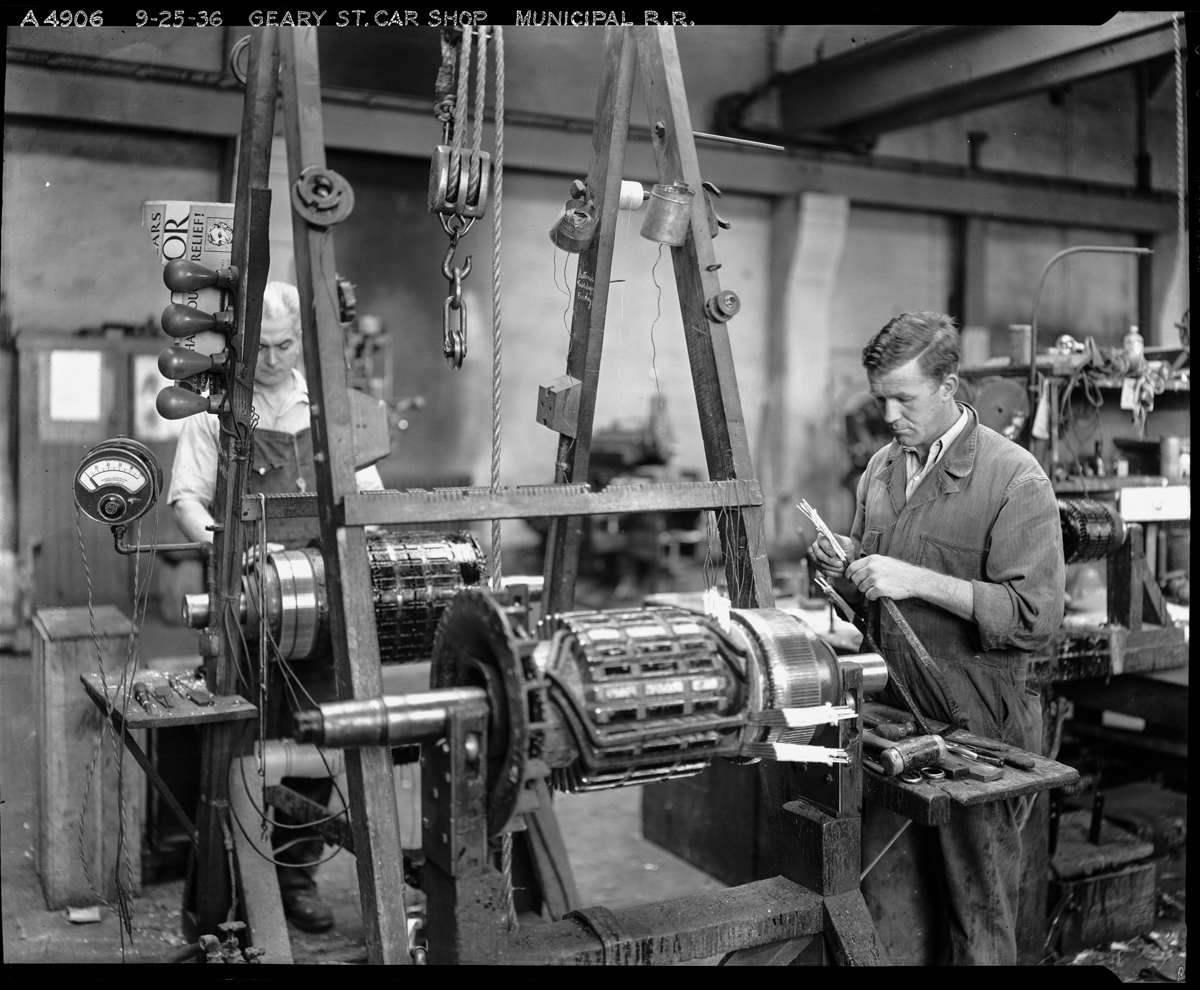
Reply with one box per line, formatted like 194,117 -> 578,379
778,16 -> 1184,142
4,60 -> 1176,234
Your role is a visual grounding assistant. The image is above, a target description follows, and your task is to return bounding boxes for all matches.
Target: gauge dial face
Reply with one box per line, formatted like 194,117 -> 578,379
77,458 -> 149,494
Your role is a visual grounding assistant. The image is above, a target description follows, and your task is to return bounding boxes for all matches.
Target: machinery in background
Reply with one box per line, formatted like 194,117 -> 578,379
183,532 -> 487,664
528,396 -> 709,596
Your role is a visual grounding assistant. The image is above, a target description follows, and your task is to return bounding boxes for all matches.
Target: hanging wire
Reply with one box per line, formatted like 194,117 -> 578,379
74,502 -> 163,961
649,243 -> 665,403
490,25 -> 505,592
1173,13 -> 1186,301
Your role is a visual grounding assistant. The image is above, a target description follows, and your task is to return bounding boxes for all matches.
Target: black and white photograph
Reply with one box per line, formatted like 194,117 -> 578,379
0,13 -> 1189,972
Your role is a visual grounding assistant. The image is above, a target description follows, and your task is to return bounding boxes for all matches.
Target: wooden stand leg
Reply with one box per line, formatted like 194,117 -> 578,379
721,934 -> 825,966
228,757 -> 293,964
522,780 -> 580,918
823,889 -> 885,965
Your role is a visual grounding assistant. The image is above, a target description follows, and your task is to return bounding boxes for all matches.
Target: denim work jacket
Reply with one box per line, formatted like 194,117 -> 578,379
850,404 -> 1065,737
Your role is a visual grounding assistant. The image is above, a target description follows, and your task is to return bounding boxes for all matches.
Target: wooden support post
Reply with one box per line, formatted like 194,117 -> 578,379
634,27 -> 772,609
229,757 -> 293,963
522,779 -> 581,918
422,700 -> 508,965
542,27 -> 638,616
278,26 -> 409,965
961,215 -> 988,328
1108,523 -> 1145,630
822,889 -> 885,965
190,27 -> 278,938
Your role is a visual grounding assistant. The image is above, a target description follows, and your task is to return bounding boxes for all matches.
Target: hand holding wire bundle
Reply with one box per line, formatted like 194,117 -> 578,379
799,499 -> 854,577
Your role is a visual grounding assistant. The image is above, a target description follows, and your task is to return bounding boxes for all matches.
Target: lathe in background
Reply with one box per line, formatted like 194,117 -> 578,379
527,396 -> 713,602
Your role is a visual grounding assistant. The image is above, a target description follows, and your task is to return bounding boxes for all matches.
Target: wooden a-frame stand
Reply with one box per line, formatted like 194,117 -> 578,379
187,24 -> 884,966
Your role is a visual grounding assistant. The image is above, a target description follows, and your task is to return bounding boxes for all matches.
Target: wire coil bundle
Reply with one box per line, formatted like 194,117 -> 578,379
1058,497 -> 1126,564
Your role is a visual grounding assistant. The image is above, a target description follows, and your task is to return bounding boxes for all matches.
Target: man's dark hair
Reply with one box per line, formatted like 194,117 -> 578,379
861,311 -> 960,383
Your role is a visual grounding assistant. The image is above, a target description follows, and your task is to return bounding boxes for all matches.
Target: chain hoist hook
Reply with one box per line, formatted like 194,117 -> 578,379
441,236 -> 471,370
441,239 -> 473,284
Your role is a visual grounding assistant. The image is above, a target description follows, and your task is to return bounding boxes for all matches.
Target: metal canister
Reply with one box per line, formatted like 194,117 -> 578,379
640,181 -> 695,246
1160,436 -> 1183,482
1009,324 -> 1033,366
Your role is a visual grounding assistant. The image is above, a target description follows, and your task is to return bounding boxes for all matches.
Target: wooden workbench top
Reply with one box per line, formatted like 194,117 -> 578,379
861,702 -> 1080,827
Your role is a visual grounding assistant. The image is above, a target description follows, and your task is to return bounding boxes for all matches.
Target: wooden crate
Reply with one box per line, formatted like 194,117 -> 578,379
1049,861 -> 1157,955
33,606 -> 143,908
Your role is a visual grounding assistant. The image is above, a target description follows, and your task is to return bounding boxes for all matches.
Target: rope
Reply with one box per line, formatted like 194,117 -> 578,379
485,26 -> 518,931
1173,13 -> 1186,304
501,832 -> 518,929
490,25 -> 505,592
469,25 -> 487,207
449,27 -> 471,204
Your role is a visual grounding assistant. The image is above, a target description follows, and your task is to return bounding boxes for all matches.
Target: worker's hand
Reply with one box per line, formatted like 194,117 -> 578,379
808,533 -> 855,577
845,555 -> 927,601
243,542 -> 285,568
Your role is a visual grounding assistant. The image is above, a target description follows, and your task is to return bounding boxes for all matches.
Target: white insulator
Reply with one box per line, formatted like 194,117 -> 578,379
255,740 -> 345,787
618,180 -> 646,211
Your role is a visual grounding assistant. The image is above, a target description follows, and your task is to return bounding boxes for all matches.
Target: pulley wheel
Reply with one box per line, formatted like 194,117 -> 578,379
430,590 -> 531,835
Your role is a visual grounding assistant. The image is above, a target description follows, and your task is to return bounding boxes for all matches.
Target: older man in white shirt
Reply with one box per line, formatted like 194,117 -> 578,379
168,281 -> 383,933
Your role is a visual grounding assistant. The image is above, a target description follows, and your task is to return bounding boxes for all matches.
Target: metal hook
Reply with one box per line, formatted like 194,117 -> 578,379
442,241 -> 473,283
229,36 -> 251,85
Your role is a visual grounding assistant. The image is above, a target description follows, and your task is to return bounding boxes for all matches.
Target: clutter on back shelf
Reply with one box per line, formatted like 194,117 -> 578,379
526,396 -> 706,598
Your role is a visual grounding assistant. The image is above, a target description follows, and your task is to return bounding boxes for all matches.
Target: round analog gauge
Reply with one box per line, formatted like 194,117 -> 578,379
74,438 -> 162,526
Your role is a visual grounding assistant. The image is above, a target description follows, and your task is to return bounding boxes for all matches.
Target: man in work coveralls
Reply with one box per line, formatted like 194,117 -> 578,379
811,311 -> 1064,964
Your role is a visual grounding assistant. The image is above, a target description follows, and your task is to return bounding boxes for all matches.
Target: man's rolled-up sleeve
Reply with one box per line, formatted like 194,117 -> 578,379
971,474 -> 1065,653
166,414 -> 220,508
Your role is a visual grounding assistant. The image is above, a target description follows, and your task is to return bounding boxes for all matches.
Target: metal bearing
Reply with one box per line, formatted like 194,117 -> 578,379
271,550 -> 319,660
730,608 -> 822,745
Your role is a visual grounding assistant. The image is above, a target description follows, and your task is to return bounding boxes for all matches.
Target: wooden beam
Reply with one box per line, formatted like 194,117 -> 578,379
500,875 -> 825,965
4,61 -> 1177,233
278,26 -> 410,966
778,17 -> 1182,141
191,27 -> 277,939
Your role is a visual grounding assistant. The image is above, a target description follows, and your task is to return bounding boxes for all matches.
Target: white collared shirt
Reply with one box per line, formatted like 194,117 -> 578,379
902,404 -> 969,502
167,369 -> 384,507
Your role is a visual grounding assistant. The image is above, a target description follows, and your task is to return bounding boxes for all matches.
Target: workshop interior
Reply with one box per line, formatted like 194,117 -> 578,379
0,18 -> 1189,971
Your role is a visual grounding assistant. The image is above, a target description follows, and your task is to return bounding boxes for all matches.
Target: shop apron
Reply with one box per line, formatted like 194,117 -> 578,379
251,428 -> 335,892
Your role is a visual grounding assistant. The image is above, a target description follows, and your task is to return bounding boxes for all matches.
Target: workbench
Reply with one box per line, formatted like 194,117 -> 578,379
861,702 -> 1079,827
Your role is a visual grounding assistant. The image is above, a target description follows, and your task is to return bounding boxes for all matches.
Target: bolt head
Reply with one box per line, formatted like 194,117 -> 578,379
464,733 -> 481,763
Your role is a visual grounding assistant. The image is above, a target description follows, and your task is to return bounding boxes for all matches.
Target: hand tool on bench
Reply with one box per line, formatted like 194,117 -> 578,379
870,719 -> 915,741
169,673 -> 215,707
151,683 -> 174,708
133,682 -> 165,717
946,734 -> 1036,771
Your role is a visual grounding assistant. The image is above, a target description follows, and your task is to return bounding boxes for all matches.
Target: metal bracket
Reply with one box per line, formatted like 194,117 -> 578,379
291,165 -> 355,227
564,905 -> 625,964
